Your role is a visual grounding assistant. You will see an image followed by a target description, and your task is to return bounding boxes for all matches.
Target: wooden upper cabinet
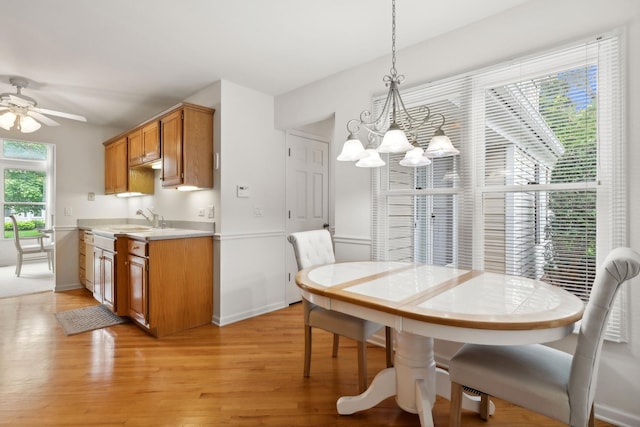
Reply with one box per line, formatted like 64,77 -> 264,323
160,110 -> 182,187
129,122 -> 160,167
103,102 -> 213,194
161,103 -> 214,189
141,121 -> 160,164
128,128 -> 143,166
105,137 -> 128,194
104,135 -> 154,196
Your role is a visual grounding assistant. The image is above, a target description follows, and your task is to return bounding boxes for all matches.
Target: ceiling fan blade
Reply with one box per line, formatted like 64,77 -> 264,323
0,106 -> 8,112
33,107 -> 86,122
28,111 -> 60,126
8,94 -> 35,108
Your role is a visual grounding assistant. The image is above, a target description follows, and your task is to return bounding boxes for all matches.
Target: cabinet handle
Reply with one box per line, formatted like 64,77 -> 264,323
132,246 -> 140,250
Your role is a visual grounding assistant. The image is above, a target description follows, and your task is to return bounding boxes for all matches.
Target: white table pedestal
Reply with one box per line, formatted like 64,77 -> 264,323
336,331 -> 495,427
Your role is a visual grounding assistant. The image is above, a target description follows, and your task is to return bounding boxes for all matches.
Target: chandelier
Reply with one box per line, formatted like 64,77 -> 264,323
337,0 -> 459,168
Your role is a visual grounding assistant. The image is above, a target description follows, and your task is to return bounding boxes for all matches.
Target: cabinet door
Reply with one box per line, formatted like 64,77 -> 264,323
92,248 -> 103,302
105,137 -> 128,194
79,232 -> 86,286
160,109 -> 183,187
142,121 -> 160,163
128,254 -> 148,327
128,128 -> 143,166
102,251 -> 116,312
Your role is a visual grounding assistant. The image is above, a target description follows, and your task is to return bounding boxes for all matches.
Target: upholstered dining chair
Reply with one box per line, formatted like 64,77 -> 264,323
288,229 -> 393,393
448,247 -> 640,427
9,214 -> 54,277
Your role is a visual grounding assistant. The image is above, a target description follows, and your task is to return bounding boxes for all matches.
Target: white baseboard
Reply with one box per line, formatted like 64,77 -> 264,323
595,402 -> 640,427
213,301 -> 286,326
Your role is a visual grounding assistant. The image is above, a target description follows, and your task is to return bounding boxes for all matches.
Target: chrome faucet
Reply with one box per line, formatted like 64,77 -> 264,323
136,208 -> 162,228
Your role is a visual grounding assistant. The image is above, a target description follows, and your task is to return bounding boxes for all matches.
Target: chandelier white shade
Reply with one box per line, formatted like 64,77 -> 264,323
376,123 -> 414,153
336,133 -> 366,161
355,149 -> 385,168
400,146 -> 432,167
424,128 -> 460,158
337,0 -> 459,168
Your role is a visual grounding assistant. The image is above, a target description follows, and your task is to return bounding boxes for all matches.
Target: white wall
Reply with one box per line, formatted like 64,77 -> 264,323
274,0 -> 640,425
215,80 -> 287,325
0,119 -> 125,281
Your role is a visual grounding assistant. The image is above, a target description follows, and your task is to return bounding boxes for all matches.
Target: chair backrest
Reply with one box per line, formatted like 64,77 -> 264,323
568,247 -> 640,426
287,229 -> 335,270
9,215 -> 22,251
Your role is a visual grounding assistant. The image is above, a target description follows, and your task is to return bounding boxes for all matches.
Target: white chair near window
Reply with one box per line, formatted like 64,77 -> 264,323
288,229 -> 393,393
9,214 -> 54,277
448,247 -> 640,427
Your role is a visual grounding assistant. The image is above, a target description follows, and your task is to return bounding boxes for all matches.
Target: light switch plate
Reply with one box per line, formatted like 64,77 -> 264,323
237,185 -> 250,198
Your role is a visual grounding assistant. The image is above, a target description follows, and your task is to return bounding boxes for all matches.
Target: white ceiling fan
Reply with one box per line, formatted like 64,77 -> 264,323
0,77 -> 86,133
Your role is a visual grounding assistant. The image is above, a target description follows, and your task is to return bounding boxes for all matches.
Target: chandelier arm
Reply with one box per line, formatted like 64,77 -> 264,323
346,119 -> 362,135
431,112 -> 447,130
352,86 -> 395,138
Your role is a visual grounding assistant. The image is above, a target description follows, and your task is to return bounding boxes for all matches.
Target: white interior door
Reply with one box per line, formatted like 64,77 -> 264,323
285,130 -> 329,304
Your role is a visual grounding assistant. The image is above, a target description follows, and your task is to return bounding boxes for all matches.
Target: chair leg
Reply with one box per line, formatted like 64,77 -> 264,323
357,340 -> 367,393
332,333 -> 340,357
589,403 -> 595,427
15,254 -> 23,277
385,326 -> 393,367
480,393 -> 490,421
449,382 -> 463,427
304,325 -> 312,377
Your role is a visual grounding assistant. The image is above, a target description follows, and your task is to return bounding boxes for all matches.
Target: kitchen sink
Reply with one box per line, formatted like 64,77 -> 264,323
96,224 -> 154,232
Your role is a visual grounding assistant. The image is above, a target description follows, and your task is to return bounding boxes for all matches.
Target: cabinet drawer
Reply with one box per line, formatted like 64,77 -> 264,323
128,239 -> 148,257
94,235 -> 116,251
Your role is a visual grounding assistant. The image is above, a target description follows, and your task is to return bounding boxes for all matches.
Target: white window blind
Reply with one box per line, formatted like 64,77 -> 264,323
372,32 -> 627,341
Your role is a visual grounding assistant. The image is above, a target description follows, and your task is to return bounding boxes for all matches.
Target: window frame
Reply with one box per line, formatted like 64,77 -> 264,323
371,31 -> 627,341
1,139 -> 54,239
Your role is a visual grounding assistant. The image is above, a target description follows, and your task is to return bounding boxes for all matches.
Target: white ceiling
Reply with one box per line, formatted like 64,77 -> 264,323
0,0 -> 528,130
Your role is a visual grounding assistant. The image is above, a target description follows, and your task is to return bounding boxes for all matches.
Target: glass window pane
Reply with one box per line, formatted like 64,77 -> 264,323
4,169 -> 46,203
4,206 -> 47,239
2,140 -> 48,161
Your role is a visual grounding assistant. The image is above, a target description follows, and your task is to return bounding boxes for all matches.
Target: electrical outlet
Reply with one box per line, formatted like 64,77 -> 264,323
198,208 -> 205,217
64,207 -> 73,216
208,205 -> 214,218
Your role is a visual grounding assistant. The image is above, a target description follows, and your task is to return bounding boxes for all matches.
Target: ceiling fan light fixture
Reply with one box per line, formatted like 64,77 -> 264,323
17,115 -> 41,133
0,111 -> 16,130
0,77 -> 87,133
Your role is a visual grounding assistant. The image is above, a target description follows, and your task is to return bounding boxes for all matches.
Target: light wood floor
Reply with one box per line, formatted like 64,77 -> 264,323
0,289 -> 615,427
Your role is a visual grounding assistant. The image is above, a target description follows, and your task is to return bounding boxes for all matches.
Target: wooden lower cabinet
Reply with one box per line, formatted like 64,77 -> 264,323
79,231 -> 86,286
126,236 -> 213,337
127,240 -> 148,328
92,235 -> 128,316
101,250 -> 116,312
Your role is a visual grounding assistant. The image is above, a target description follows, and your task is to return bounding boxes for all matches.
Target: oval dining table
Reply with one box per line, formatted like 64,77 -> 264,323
295,261 -> 585,427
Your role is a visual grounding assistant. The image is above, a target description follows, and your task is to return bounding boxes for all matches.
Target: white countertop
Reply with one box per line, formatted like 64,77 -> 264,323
91,224 -> 213,241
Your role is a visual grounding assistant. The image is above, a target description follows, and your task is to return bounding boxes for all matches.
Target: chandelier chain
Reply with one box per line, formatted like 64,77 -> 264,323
391,0 -> 397,77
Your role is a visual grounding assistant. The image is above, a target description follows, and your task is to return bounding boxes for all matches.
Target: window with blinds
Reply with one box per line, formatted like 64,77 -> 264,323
371,32 -> 627,341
